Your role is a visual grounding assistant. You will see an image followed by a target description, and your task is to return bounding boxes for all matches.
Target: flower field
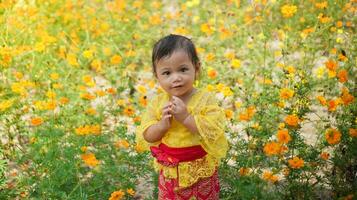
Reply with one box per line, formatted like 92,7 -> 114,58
0,0 -> 356,199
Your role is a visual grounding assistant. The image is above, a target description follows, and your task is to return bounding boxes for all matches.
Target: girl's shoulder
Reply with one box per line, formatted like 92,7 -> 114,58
190,88 -> 218,107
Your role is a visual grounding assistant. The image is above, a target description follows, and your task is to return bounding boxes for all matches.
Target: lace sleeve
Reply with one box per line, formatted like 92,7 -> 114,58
192,93 -> 228,159
135,96 -> 160,151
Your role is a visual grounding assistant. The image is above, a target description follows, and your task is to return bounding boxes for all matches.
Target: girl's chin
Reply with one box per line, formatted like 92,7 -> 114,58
165,88 -> 184,96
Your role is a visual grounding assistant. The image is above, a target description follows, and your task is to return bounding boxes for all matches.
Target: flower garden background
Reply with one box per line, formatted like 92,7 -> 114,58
0,0 -> 356,199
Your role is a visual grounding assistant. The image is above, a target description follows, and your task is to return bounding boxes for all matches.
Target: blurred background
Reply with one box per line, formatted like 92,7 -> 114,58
0,0 -> 356,199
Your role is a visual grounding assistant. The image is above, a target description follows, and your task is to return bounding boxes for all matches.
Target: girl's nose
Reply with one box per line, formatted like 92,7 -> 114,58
172,73 -> 182,82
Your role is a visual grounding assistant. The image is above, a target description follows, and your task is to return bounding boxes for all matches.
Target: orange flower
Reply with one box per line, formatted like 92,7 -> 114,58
328,99 -> 338,111
126,188 -> 135,196
106,87 -> 116,95
336,21 -> 343,28
109,190 -> 125,200
31,117 -> 43,126
225,109 -> 234,119
341,89 -> 354,105
239,106 -> 255,121
206,53 -> 215,62
80,93 -> 96,100
325,128 -> 341,145
75,125 -> 101,135
59,97 -> 69,105
288,156 -> 304,169
123,106 -> 135,116
316,95 -> 327,106
320,152 -> 329,160
207,68 -> 218,79
110,55 -> 122,65
263,142 -> 280,156
315,1 -> 328,9
325,59 -> 338,71
133,116 -> 141,123
139,96 -> 147,107
285,115 -> 299,127
135,144 -> 145,153
280,88 -> 294,99
85,108 -> 97,115
115,140 -> 130,149
349,128 -> 357,137
80,146 -> 87,152
277,129 -> 291,144
239,167 -> 250,176
81,153 -> 99,167
262,171 -> 279,183
337,69 -> 348,83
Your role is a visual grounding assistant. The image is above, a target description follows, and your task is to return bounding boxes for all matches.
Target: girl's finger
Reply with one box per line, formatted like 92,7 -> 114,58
162,107 -> 172,115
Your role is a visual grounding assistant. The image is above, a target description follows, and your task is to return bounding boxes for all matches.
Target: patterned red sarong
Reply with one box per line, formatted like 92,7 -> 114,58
158,169 -> 220,200
150,143 -> 219,199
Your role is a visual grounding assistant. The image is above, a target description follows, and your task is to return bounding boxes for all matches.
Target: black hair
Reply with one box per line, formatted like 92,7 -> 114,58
152,34 -> 200,76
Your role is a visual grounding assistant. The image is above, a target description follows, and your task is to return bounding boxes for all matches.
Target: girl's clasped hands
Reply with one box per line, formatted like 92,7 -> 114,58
158,96 -> 190,132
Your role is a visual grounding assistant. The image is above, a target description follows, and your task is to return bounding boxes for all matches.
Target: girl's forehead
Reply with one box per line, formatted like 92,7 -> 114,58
156,50 -> 191,66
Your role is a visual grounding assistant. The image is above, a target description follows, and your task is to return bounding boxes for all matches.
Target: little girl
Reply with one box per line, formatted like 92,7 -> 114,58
136,34 -> 228,200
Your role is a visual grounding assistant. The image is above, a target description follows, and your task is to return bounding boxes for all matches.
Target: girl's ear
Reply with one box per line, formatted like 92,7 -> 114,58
195,62 -> 201,79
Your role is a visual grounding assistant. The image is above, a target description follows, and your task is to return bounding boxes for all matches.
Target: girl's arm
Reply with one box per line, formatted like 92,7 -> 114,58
143,122 -> 168,143
182,114 -> 198,134
143,102 -> 172,143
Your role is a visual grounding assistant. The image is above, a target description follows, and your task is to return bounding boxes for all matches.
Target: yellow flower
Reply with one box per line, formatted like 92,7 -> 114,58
149,14 -> 162,25
280,88 -> 294,99
66,53 -> 79,67
136,85 -> 147,95
50,73 -> 59,80
0,99 -> 14,112
82,50 -> 94,59
206,53 -> 215,62
231,59 -> 241,69
91,59 -> 102,72
200,23 -> 214,35
222,86 -> 233,97
288,156 -> 304,169
281,5 -> 297,18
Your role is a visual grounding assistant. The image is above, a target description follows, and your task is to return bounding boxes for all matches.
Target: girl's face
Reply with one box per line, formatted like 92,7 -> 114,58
155,50 -> 199,100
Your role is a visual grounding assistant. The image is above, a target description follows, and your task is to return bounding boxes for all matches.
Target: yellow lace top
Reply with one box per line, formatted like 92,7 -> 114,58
136,88 -> 228,188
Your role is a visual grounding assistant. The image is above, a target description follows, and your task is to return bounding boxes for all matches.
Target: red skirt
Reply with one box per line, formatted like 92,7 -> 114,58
158,169 -> 220,200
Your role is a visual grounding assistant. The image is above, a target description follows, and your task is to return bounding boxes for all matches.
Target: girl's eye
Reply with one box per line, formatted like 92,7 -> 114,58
181,68 -> 188,72
162,71 -> 170,75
